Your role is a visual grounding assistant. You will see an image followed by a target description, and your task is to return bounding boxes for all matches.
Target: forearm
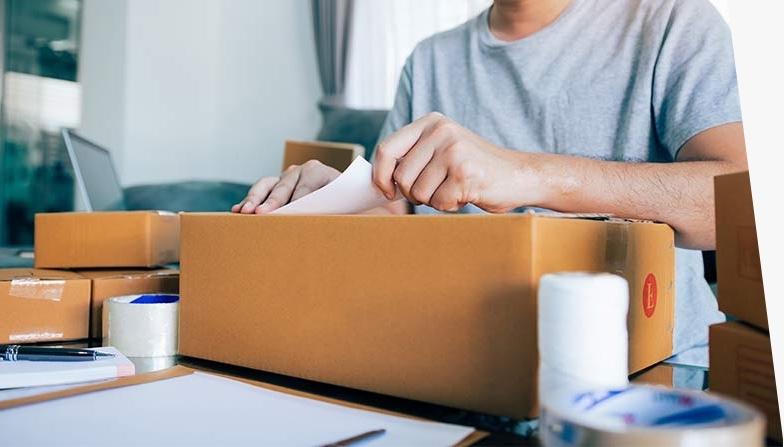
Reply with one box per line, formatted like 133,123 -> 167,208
521,152 -> 743,249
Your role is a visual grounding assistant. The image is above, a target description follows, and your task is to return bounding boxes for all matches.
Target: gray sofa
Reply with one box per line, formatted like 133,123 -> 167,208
124,107 -> 388,212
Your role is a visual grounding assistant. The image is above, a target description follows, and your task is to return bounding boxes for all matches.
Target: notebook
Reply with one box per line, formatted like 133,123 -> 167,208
0,347 -> 134,389
0,369 -> 476,446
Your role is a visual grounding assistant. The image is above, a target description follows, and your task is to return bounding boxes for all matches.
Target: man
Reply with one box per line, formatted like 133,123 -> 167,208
233,0 -> 746,363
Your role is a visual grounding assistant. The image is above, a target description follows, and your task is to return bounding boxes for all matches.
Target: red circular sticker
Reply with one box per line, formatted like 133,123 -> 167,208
642,273 -> 657,318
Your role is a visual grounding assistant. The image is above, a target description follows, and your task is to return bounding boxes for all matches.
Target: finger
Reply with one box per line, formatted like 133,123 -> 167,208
430,177 -> 465,213
408,161 -> 448,206
240,177 -> 280,213
256,167 -> 301,213
231,200 -> 245,213
373,112 -> 444,199
290,160 -> 340,201
393,128 -> 450,201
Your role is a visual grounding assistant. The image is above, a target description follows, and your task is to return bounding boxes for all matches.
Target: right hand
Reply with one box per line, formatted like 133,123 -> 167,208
231,160 -> 340,214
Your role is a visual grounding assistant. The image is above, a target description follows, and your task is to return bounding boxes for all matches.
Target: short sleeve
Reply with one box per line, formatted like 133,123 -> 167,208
652,0 -> 742,159
374,56 -> 414,157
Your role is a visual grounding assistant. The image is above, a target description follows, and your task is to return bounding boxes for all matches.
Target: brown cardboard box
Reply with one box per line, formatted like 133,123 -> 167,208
631,363 -> 676,387
179,213 -> 675,419
1,269 -> 91,343
76,269 -> 180,339
710,321 -> 780,441
34,211 -> 180,269
283,140 -> 364,172
715,171 -> 767,329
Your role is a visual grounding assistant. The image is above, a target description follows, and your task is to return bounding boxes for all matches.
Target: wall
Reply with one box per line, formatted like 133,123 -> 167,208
79,0 -> 322,186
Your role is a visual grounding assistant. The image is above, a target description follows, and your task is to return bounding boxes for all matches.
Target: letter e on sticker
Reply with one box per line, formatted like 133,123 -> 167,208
642,273 -> 657,318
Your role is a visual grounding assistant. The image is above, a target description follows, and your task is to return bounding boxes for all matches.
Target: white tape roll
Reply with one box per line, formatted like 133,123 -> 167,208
106,294 -> 179,357
539,385 -> 765,447
538,272 -> 630,412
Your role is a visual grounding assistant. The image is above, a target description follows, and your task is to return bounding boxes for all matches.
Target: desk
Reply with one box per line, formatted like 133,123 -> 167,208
121,353 -> 706,446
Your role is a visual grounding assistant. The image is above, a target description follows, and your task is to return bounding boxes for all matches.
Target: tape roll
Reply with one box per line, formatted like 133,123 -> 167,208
130,356 -> 177,374
539,385 -> 766,447
106,294 -> 179,357
538,272 -> 630,412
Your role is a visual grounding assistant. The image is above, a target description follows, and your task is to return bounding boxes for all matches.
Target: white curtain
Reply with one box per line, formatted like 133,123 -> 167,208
344,0 -> 491,110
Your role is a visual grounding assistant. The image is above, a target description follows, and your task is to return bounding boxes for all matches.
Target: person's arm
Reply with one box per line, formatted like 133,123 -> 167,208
372,113 -> 746,250
519,122 -> 747,249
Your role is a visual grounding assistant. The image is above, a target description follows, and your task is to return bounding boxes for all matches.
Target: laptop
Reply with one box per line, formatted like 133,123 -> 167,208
62,129 -> 127,212
0,131 -> 127,267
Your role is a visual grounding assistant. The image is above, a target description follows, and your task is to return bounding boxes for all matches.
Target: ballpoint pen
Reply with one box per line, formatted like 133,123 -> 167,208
320,429 -> 386,447
0,345 -> 115,362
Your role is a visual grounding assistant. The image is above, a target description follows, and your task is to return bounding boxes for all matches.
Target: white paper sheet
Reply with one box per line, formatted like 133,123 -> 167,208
272,157 -> 398,215
0,371 -> 474,447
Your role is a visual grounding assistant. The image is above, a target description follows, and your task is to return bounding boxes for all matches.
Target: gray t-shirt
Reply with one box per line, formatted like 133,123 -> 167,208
379,0 -> 741,363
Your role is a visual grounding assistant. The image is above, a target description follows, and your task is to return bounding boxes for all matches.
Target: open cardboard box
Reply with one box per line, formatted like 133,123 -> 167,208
178,213 -> 675,419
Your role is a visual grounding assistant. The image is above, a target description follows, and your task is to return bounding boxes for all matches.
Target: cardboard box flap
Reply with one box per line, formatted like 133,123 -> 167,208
0,365 -> 485,446
528,210 -> 657,224
0,269 -> 85,282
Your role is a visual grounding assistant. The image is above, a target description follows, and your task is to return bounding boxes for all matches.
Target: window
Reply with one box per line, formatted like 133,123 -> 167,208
344,0 -> 490,110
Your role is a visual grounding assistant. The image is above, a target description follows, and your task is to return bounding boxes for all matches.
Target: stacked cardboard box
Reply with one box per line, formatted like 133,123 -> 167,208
76,269 -> 180,339
710,171 -> 781,441
35,211 -> 180,269
1,269 -> 91,343
179,213 -> 676,419
0,212 -> 181,344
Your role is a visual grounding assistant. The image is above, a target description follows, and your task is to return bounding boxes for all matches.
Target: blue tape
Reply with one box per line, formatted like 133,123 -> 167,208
130,294 -> 179,304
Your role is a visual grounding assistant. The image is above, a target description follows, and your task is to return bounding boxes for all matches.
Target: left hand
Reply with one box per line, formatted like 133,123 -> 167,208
372,112 -> 537,213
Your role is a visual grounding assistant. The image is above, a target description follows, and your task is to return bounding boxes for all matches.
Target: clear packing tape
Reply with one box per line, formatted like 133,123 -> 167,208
105,294 -> 179,357
8,278 -> 65,301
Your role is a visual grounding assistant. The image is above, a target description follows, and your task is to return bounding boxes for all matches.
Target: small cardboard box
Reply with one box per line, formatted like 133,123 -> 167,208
34,211 -> 180,269
76,269 -> 180,339
283,140 -> 364,172
179,213 -> 675,419
715,171 -> 767,329
1,269 -> 91,343
710,321 -> 780,441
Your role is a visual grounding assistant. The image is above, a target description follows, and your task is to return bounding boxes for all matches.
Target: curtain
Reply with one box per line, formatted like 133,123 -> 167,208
344,0 -> 491,110
311,0 -> 354,107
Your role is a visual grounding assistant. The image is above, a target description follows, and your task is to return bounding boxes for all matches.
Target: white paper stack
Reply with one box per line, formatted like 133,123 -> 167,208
0,347 -> 134,390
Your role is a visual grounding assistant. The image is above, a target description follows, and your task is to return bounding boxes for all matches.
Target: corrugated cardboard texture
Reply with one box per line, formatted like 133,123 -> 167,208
0,268 -> 91,343
283,140 -> 364,172
710,322 -> 780,441
179,214 -> 674,419
76,269 -> 180,339
715,171 -> 767,329
34,211 -> 180,269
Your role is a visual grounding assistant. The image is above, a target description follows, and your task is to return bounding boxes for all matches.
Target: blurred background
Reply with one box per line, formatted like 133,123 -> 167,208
0,0 -> 730,246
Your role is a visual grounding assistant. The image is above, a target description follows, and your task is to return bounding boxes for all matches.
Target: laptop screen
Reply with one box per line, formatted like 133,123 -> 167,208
66,132 -> 126,211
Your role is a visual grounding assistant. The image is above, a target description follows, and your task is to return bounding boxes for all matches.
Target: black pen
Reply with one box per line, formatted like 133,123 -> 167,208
0,345 -> 115,362
320,429 -> 386,447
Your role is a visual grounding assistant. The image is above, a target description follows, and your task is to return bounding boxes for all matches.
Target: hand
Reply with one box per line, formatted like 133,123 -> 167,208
372,112 -> 537,213
231,160 -> 340,214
